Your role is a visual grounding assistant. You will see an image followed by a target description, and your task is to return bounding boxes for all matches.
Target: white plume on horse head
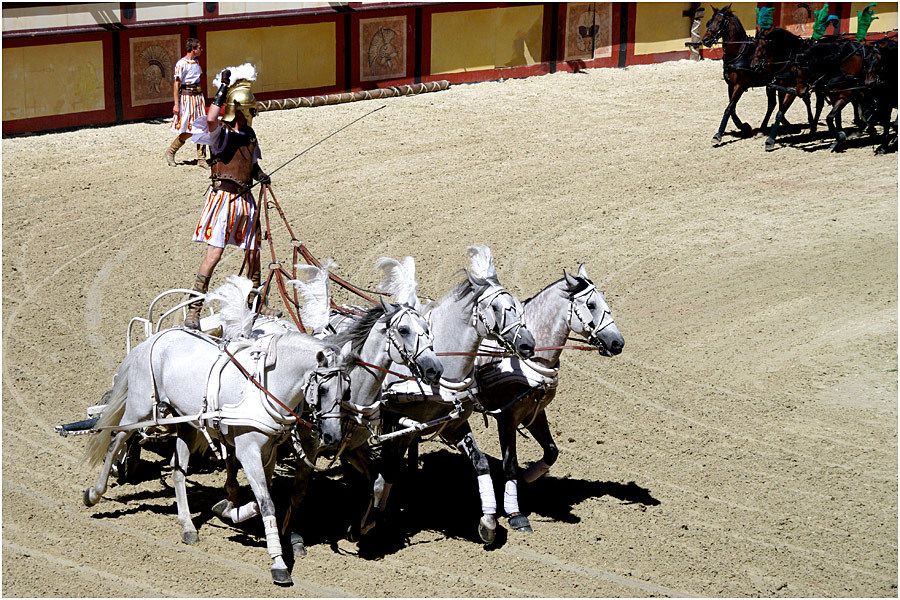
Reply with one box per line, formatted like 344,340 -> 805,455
466,245 -> 497,279
213,63 -> 257,88
376,255 -> 419,306
207,275 -> 255,339
288,258 -> 335,332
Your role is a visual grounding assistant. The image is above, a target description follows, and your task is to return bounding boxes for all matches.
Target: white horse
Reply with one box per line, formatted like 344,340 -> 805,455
474,264 -> 624,533
376,246 -> 536,544
244,257 -> 445,558
84,276 -> 355,586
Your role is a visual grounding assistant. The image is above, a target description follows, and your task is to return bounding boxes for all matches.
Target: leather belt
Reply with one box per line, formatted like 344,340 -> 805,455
180,85 -> 203,96
211,178 -> 249,194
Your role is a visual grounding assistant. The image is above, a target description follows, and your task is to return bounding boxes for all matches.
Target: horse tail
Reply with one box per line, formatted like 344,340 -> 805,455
84,356 -> 132,466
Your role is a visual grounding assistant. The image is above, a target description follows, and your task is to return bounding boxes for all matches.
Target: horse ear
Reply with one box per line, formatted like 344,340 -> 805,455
316,350 -> 329,367
379,296 -> 399,317
563,268 -> 579,288
711,5 -> 719,13
577,263 -> 590,281
724,3 -> 732,11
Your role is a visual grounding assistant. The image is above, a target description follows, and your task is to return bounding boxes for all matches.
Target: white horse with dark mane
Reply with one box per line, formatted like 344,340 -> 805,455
373,246 -> 536,544
474,264 -> 624,533
246,257 -> 445,558
83,275 -> 355,586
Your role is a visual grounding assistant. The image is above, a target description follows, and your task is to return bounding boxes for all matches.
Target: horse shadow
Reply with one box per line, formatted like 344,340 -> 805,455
87,447 -> 659,564
338,449 -> 659,560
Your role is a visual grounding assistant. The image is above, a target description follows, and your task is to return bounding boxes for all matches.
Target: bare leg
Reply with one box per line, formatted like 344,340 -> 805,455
199,245 -> 224,279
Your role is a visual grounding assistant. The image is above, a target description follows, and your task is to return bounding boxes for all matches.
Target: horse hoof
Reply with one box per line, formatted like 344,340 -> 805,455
290,532 -> 307,558
346,524 -> 359,543
764,142 -> 775,152
211,499 -> 233,520
508,514 -> 533,533
478,515 -> 497,544
875,146 -> 886,155
182,530 -> 199,545
82,488 -> 99,507
271,568 -> 293,586
711,134 -> 722,145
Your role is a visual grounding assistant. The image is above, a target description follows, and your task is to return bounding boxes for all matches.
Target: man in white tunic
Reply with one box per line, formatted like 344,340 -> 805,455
184,66 -> 280,329
165,37 -> 208,168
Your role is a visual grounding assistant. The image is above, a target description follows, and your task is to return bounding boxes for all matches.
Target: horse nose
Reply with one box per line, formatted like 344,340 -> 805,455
424,361 -> 444,384
609,339 -> 624,355
321,432 -> 336,446
517,339 -> 535,359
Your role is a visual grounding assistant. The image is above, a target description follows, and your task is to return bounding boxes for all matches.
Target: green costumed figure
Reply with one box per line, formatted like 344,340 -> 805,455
856,3 -> 878,41
812,4 -> 830,39
756,6 -> 775,32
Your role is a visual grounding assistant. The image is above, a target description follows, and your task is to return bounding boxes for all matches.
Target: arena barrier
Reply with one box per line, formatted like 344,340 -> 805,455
2,2 -> 897,135
256,81 -> 450,112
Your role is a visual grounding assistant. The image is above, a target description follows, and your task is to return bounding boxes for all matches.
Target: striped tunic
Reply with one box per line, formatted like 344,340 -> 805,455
191,188 -> 259,249
171,57 -> 206,134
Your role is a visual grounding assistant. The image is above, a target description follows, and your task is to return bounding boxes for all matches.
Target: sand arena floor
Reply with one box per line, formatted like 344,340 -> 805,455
2,59 -> 897,597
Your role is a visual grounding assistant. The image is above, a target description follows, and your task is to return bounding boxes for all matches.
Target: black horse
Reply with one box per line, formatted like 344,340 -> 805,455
702,5 -> 813,144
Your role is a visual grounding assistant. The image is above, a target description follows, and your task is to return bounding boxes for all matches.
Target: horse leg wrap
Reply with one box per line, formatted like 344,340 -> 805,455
228,501 -> 260,523
477,474 -> 497,515
503,480 -> 520,516
262,515 -> 282,559
522,460 -> 551,483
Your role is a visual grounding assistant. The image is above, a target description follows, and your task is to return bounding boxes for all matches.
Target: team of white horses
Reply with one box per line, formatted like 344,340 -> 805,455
82,245 -> 624,586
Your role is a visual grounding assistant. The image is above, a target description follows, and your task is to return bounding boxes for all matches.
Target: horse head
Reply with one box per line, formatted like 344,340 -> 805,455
380,297 -> 444,385
467,271 -> 536,359
703,5 -> 734,47
306,341 -> 354,453
562,264 -> 624,357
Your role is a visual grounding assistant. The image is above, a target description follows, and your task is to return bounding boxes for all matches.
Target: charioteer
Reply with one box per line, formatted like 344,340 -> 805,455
185,64 -> 281,330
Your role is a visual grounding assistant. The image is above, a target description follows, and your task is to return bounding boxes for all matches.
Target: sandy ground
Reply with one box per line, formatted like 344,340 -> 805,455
2,58 -> 897,597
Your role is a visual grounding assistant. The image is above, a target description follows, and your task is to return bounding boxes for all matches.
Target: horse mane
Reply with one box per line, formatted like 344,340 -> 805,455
523,275 -> 592,305
327,304 -> 386,354
207,275 -> 255,339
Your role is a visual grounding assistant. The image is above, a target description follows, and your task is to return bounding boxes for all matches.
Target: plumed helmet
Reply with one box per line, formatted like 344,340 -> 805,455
222,80 -> 257,126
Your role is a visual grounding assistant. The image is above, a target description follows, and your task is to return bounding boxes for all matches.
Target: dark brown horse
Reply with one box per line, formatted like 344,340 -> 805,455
755,28 -> 869,152
702,5 -> 813,144
861,38 -> 898,154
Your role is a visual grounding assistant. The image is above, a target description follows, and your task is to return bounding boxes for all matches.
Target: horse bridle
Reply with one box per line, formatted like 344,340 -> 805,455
566,282 -> 615,346
301,365 -> 351,428
471,285 -> 527,355
385,305 -> 434,380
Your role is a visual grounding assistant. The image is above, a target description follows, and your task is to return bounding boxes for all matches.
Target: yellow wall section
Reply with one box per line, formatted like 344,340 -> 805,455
217,3 -> 331,16
207,21 -> 336,94
3,41 -> 104,121
849,2 -> 898,34
635,2 -> 692,55
430,5 -> 543,74
699,3 -> 757,37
